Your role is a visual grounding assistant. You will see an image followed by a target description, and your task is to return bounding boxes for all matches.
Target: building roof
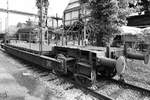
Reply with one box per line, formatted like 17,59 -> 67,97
17,27 -> 35,33
127,15 -> 150,27
65,0 -> 80,13
69,0 -> 79,3
121,26 -> 142,35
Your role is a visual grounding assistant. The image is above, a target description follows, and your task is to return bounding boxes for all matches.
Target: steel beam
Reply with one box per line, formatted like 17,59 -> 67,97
124,44 -> 149,64
0,8 -> 52,18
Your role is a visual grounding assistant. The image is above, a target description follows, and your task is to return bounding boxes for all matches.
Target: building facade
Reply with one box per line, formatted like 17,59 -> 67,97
16,27 -> 38,43
64,0 -> 90,26
63,0 -> 91,45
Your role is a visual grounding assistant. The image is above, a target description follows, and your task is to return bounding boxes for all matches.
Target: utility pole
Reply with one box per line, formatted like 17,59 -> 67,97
5,0 -> 9,44
0,18 -> 2,33
36,0 -> 49,54
39,0 -> 43,54
51,14 -> 62,45
62,13 -> 65,46
56,14 -> 59,28
52,19 -> 54,28
51,14 -> 62,28
80,1 -> 87,46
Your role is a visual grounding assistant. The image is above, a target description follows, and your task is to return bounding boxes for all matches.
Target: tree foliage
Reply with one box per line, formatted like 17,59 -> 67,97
129,0 -> 150,15
87,0 -> 131,46
36,0 -> 49,8
16,19 -> 37,29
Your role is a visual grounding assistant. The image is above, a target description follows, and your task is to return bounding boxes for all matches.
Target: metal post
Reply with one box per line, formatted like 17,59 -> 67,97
83,5 -> 86,46
56,13 -> 58,28
62,13 -> 65,46
0,19 -> 2,33
81,31 -> 83,46
46,29 -> 48,44
56,14 -> 58,45
52,19 -> 54,28
29,32 -> 31,49
5,18 -> 7,44
73,34 -> 75,45
39,0 -> 43,55
106,45 -> 110,58
78,31 -> 80,45
83,20 -> 86,46
65,30 -> 67,46
78,11 -> 81,46
5,0 -> 9,44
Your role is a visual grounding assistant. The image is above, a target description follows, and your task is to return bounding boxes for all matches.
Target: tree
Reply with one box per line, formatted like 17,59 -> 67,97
87,0 -> 132,46
26,18 -> 33,26
17,22 -> 24,28
16,19 -> 37,29
140,0 -> 150,14
25,18 -> 37,27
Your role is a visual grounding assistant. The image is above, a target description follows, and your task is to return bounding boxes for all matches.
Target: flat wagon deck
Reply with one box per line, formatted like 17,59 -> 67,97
9,42 -> 124,58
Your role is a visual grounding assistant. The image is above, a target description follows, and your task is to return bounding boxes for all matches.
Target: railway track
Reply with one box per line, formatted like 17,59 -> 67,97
22,62 -> 150,100
95,77 -> 150,97
109,78 -> 150,95
25,65 -> 114,100
58,75 -> 113,100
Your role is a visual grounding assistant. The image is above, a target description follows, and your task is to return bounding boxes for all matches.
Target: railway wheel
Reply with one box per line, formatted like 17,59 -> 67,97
74,70 -> 96,86
109,68 -> 117,78
91,70 -> 96,84
54,54 -> 67,75
74,74 -> 91,87
103,71 -> 113,78
100,67 -> 116,78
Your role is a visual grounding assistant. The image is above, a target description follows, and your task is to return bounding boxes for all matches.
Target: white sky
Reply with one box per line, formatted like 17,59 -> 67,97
0,0 -> 70,31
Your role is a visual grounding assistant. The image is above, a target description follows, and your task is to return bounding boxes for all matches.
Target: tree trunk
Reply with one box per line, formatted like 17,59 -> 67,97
96,34 -> 104,46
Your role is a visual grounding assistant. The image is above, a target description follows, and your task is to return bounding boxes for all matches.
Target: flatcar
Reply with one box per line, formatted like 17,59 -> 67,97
1,43 -> 149,85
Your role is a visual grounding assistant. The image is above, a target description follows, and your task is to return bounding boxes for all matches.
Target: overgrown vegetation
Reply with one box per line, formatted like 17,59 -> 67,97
86,0 -> 132,46
85,0 -> 150,46
129,0 -> 150,15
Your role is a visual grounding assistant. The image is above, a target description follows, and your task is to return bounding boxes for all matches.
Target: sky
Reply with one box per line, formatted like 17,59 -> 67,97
0,0 -> 70,31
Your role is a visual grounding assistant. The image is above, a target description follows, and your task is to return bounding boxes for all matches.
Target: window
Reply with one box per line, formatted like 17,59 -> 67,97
65,21 -> 71,26
65,13 -> 71,20
72,11 -> 79,19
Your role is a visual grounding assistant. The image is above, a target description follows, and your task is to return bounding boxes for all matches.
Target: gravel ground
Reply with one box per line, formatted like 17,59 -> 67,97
121,58 -> 150,99
93,80 -> 149,100
124,59 -> 150,88
32,71 -> 99,100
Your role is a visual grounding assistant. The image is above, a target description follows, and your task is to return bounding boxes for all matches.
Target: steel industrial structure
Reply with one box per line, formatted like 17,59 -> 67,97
0,8 -> 38,17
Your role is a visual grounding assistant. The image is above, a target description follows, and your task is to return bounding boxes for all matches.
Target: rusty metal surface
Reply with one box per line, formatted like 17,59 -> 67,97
2,44 -> 61,70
